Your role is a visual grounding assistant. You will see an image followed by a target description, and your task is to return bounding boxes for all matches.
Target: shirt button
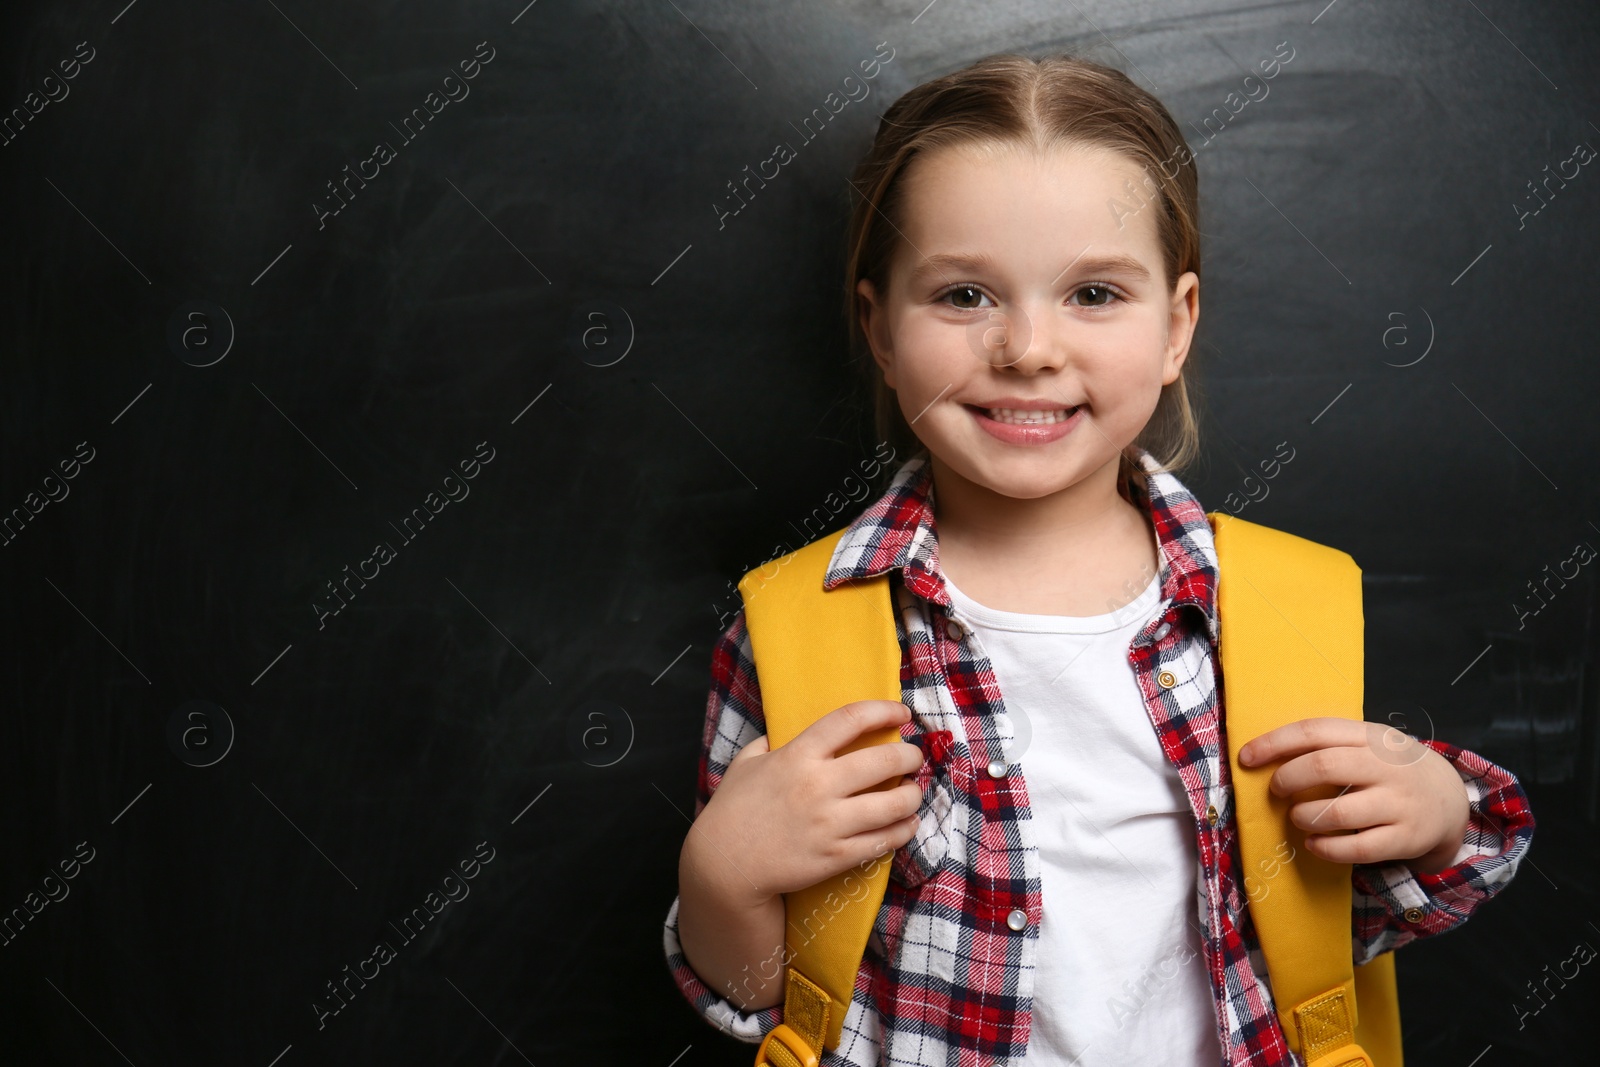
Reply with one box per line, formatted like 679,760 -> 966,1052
1403,907 -> 1424,924
987,759 -> 1008,779
1153,622 -> 1172,640
1006,908 -> 1027,932
1206,804 -> 1219,827
945,618 -> 966,641
1157,669 -> 1177,689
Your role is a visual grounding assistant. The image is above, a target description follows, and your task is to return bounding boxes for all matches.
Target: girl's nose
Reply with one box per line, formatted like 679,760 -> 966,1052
969,302 -> 1067,374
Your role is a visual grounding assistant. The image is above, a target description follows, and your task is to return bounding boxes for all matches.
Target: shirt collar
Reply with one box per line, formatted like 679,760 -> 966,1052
823,447 -> 1221,643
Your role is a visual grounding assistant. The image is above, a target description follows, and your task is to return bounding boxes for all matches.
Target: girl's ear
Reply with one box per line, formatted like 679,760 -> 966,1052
1162,270 -> 1200,386
856,277 -> 897,387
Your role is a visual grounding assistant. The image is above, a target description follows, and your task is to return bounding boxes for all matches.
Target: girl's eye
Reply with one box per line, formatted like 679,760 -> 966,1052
1072,284 -> 1122,308
939,284 -> 992,310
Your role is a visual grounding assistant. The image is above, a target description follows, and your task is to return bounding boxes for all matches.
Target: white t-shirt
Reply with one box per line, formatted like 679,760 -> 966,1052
941,570 -> 1218,1067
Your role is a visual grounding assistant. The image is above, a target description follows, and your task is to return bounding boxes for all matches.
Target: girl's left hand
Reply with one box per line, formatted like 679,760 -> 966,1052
1237,717 -> 1471,874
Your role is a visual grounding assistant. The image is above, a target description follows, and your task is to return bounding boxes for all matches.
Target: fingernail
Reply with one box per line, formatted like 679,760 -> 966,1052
1239,744 -> 1255,766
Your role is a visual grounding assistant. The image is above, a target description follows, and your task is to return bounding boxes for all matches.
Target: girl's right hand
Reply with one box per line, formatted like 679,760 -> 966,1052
691,699 -> 927,905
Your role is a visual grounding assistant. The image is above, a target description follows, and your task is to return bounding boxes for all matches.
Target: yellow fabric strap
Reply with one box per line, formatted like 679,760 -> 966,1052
754,971 -> 829,1067
741,528 -> 901,1062
1210,512 -> 1398,1066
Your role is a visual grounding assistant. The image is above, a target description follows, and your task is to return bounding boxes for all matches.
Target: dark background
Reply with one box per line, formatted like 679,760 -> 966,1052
0,1 -> 1595,1064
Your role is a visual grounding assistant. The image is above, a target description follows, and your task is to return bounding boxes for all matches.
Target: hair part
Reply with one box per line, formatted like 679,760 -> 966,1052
842,52 -> 1206,501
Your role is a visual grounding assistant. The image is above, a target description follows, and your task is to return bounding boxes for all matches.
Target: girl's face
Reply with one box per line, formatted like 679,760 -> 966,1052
857,140 -> 1199,504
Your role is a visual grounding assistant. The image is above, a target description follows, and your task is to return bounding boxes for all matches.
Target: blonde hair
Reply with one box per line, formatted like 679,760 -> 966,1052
842,52 -> 1206,500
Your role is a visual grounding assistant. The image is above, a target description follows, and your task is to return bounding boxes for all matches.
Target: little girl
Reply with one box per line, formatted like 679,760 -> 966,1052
664,52 -> 1534,1067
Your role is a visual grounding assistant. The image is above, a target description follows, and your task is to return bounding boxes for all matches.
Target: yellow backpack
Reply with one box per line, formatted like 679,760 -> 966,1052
740,511 -> 1403,1067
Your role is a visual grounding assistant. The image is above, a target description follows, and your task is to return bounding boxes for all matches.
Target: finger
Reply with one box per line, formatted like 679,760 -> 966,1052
1300,823 -> 1411,866
1240,717 -> 1370,767
834,740 -> 927,794
838,739 -> 928,790
1289,787 -> 1389,833
839,811 -> 921,871
1268,746 -> 1384,799
835,777 -> 924,839
792,700 -> 911,758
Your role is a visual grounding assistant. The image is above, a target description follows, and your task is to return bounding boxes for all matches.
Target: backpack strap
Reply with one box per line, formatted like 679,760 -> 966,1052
1210,511 -> 1394,1067
739,528 -> 902,1067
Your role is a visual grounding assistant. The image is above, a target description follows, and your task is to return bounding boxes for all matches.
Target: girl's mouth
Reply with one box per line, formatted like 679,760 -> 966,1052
964,404 -> 1086,444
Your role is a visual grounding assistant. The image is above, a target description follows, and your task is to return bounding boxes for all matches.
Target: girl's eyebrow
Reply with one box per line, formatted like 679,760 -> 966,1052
910,251 -> 1152,285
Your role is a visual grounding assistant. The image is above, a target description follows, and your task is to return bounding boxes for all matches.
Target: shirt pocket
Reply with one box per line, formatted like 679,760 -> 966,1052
889,728 -> 960,889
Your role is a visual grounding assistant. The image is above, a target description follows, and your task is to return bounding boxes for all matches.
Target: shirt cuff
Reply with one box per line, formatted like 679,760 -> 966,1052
1351,740 -> 1535,961
662,894 -> 785,1044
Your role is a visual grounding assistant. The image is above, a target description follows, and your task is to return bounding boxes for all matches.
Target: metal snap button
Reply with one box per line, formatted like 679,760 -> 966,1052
1206,803 -> 1219,827
1006,908 -> 1027,932
987,759 -> 1008,779
945,618 -> 965,641
1403,907 -> 1424,924
1157,669 -> 1177,689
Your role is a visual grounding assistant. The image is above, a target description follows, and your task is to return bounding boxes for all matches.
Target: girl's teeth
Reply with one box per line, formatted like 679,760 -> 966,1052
986,406 -> 1078,425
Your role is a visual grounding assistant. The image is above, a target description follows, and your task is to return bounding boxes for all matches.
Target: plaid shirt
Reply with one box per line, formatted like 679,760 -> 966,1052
663,448 -> 1535,1066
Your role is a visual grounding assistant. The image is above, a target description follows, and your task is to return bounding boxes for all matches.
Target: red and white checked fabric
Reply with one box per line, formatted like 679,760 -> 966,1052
663,448 -> 1536,1066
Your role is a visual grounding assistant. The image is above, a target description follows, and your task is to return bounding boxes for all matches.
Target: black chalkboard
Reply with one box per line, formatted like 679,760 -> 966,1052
1,1 -> 1595,1064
